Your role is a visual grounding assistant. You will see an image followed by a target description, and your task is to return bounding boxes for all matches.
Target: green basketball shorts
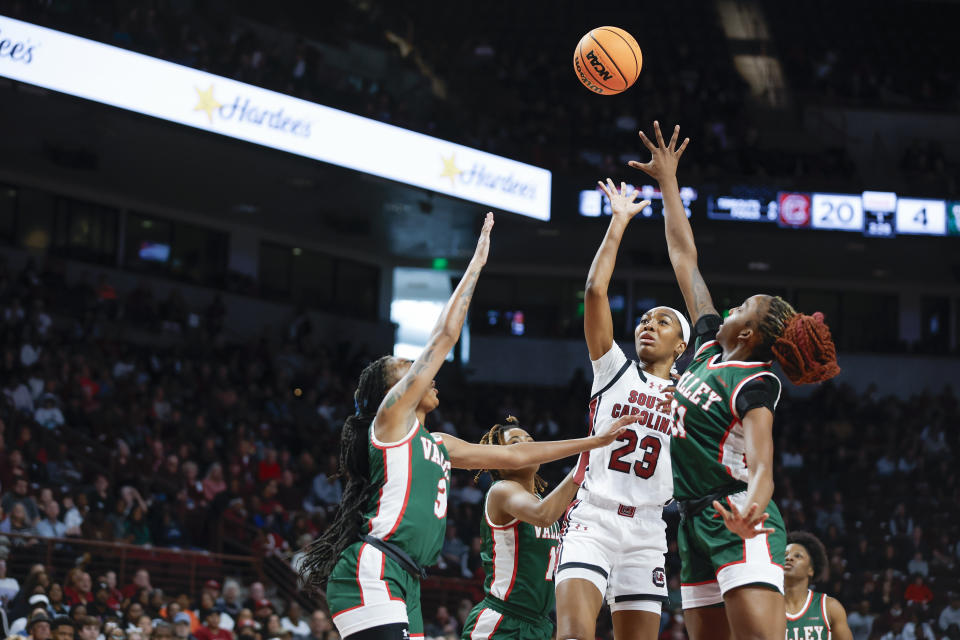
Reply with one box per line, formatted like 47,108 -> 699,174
327,541 -> 424,638
678,491 -> 786,609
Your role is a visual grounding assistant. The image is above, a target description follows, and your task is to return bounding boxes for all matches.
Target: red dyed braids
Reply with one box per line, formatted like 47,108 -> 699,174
755,296 -> 841,385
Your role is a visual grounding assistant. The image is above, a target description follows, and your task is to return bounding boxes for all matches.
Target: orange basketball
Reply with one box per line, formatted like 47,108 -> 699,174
573,26 -> 643,95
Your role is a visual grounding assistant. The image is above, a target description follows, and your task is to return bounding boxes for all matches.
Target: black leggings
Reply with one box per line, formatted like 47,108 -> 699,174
344,623 -> 410,640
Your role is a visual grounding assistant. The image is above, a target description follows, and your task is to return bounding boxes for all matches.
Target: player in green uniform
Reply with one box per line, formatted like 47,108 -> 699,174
461,414 -> 640,640
784,532 -> 852,640
629,122 -> 841,640
299,214 -> 631,640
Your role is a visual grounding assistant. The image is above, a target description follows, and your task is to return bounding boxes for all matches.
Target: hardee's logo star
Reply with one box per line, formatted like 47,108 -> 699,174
193,85 -> 222,124
439,153 -> 463,187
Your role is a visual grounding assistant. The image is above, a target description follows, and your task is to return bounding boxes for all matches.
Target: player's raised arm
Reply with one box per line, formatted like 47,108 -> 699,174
376,213 -> 493,436
584,179 -> 651,360
440,414 -> 640,472
629,122 -> 718,325
489,471 -> 582,529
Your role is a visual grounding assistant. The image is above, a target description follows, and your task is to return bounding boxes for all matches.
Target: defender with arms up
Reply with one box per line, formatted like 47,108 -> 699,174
630,122 -> 840,640
300,214 -> 631,640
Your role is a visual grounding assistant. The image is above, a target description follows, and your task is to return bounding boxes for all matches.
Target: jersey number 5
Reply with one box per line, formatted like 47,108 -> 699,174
607,430 -> 661,479
434,479 -> 448,518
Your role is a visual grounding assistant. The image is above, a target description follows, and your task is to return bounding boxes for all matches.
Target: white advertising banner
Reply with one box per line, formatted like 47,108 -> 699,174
0,16 -> 552,220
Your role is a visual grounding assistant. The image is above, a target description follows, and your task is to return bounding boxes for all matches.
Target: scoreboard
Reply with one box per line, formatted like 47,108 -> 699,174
581,184 -> 956,238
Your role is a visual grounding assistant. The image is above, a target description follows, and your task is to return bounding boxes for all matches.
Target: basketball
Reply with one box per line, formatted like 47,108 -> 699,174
573,26 -> 643,95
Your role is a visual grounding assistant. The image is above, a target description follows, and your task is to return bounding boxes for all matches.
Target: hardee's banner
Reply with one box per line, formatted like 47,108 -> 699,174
0,15 -> 552,220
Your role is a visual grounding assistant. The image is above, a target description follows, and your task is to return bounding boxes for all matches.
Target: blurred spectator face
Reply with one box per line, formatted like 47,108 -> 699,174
309,611 -> 330,635
223,583 -> 239,604
286,603 -> 301,622
94,475 -> 109,493
79,573 -> 92,593
137,615 -> 152,636
53,622 -> 75,640
151,624 -> 173,640
204,611 -> 220,630
134,570 -> 150,589
71,606 -> 87,622
13,477 -> 28,496
49,583 -> 64,604
127,603 -> 144,623
10,503 -> 28,526
200,593 -> 215,610
32,620 -> 52,640
40,488 -> 54,506
248,583 -> 265,602
79,618 -> 100,640
106,572 -> 118,589
173,620 -> 190,640
266,615 -> 281,635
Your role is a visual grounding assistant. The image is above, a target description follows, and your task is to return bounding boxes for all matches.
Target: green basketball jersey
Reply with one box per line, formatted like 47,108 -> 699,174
671,316 -> 782,501
480,482 -> 561,618
362,419 -> 451,566
786,590 -> 831,640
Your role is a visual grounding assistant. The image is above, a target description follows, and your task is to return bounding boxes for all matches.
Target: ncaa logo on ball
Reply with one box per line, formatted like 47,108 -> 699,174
778,193 -> 811,227
652,567 -> 666,588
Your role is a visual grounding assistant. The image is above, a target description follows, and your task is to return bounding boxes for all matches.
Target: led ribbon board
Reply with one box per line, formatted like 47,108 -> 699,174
0,16 -> 552,220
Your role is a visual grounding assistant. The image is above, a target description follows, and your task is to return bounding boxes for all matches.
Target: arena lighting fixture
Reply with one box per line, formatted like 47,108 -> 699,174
0,16 -> 552,221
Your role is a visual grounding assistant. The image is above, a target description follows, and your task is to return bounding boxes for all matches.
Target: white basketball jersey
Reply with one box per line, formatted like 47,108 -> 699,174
573,343 -> 674,507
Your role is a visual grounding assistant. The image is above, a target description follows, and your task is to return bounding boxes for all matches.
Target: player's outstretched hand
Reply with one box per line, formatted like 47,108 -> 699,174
628,121 -> 689,184
471,212 -> 495,267
713,499 -> 775,540
592,413 -> 640,447
597,178 -> 651,221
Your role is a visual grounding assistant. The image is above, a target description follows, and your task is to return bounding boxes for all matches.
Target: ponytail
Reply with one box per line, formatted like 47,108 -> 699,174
299,356 -> 394,592
474,416 -> 547,493
755,297 -> 840,385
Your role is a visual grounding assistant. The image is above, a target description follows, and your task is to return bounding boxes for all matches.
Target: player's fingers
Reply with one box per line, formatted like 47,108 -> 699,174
614,413 -> 641,427
597,181 -> 612,198
606,178 -> 617,195
637,130 -> 657,152
676,137 -> 691,158
654,120 -> 666,148
620,181 -> 627,196
668,124 -> 679,150
712,500 -> 731,520
637,200 -> 651,210
630,189 -> 640,202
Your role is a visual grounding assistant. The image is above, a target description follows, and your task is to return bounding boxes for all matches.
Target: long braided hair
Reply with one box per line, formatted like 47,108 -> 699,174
299,355 -> 395,592
473,417 -> 547,493
752,296 -> 840,385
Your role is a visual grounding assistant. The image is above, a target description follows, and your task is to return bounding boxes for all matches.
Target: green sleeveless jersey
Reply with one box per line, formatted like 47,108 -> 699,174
362,420 -> 451,566
786,590 -> 831,640
671,315 -> 782,501
480,483 -> 561,618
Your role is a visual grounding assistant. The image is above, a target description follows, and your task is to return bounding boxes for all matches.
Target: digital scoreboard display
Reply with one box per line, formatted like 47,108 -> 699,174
862,191 -> 896,238
895,198 -> 947,236
706,187 -> 778,222
579,184 -> 696,218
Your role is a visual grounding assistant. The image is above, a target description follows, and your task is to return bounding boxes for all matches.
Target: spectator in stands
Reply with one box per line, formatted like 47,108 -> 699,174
304,611 -> 330,640
904,575 -> 933,607
2,477 -> 40,522
263,614 -> 283,639
940,593 -> 960,635
846,601 -> 876,640
34,394 -> 65,430
279,603 -> 308,638
1,503 -> 38,544
27,610 -> 53,640
214,582 -> 240,618
438,524 -> 467,574
304,457 -> 340,514
51,616 -> 75,640
122,571 -> 151,600
197,594 -> 232,633
121,506 -> 152,545
88,475 -> 113,517
0,559 -> 19,605
88,583 -> 117,619
424,605 -> 457,639
251,601 -> 272,628
241,585 -> 264,612
46,584 -> 68,617
151,622 -> 174,640
907,552 -> 929,578
172,613 -> 195,640
36,502 -> 67,539
193,610 -> 232,640
77,616 -> 100,640
201,465 -> 226,503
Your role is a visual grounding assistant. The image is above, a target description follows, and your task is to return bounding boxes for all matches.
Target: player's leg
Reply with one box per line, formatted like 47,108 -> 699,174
554,578 -> 604,640
328,543 -> 413,639
683,606 -> 730,640
405,577 -> 424,640
608,510 -> 668,640
554,502 -> 612,640
678,513 -> 729,640
704,496 -> 788,640
611,610 -> 661,640
722,585 -> 785,640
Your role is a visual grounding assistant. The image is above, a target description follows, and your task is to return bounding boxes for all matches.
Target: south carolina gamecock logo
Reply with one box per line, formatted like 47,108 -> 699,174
652,567 -> 666,587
